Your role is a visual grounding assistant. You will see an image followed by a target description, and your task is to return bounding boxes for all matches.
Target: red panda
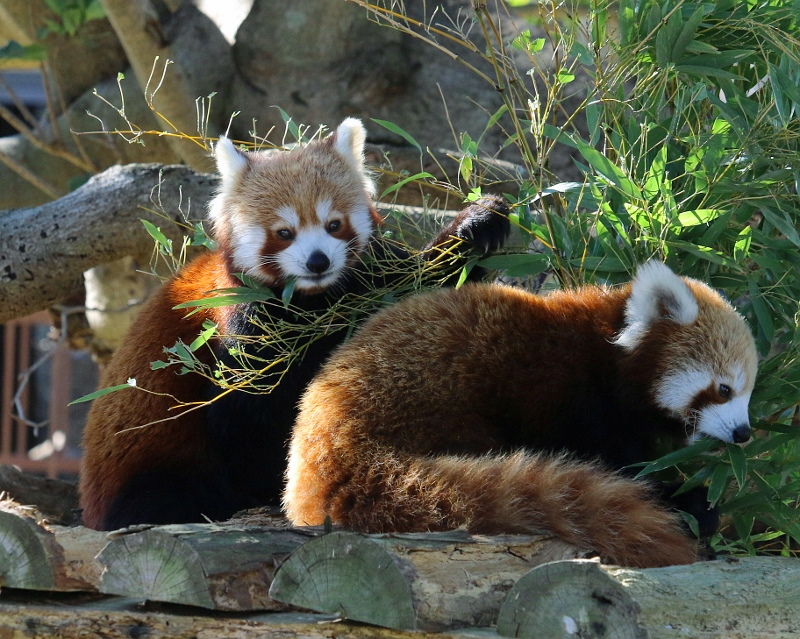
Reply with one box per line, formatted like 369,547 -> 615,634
284,262 -> 758,568
79,118 -> 510,530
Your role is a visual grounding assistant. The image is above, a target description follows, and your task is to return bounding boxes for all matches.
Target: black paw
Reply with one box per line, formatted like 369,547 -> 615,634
453,195 -> 511,253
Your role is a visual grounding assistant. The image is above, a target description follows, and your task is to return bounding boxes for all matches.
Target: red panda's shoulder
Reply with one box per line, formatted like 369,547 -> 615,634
98,250 -> 236,389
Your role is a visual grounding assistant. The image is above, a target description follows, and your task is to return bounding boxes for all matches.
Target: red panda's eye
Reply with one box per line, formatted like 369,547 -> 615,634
326,220 -> 342,233
276,229 -> 294,241
718,384 -> 732,400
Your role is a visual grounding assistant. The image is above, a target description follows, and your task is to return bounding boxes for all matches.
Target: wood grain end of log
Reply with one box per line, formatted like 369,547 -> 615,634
496,559 -> 644,639
97,528 -> 214,609
269,531 -> 417,631
0,509 -> 55,590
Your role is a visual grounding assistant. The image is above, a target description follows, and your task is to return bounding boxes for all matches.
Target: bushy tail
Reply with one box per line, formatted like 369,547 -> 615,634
295,451 -> 697,568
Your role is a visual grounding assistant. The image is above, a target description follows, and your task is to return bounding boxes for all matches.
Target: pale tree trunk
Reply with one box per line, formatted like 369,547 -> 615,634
97,0 -> 227,168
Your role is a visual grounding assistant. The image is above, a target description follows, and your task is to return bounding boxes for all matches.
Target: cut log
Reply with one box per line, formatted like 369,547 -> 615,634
269,529 -> 581,631
0,506 -> 106,591
0,465 -> 79,525
96,523 -> 318,610
0,591 -> 482,639
496,557 -> 800,639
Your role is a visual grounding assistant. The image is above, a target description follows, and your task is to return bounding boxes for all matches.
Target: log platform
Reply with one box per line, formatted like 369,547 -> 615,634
0,491 -> 797,638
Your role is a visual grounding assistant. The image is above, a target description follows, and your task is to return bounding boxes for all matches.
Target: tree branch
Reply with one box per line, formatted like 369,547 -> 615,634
0,163 -> 217,323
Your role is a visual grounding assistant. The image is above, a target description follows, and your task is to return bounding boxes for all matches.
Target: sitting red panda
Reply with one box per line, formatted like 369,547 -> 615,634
79,118 -> 510,530
284,262 -> 758,568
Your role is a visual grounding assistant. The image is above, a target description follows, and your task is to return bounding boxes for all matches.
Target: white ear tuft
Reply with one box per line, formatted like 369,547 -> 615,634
215,136 -> 248,182
331,118 -> 376,197
333,118 -> 367,169
615,261 -> 699,350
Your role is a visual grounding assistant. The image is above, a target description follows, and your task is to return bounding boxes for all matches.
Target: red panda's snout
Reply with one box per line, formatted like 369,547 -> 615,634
654,366 -> 754,444
273,209 -> 366,293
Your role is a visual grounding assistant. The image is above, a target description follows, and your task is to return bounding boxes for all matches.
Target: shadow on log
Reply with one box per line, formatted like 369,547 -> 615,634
0,465 -> 79,525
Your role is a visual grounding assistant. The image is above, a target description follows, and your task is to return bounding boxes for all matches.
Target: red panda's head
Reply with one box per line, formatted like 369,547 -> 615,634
207,118 -> 377,293
615,262 -> 758,445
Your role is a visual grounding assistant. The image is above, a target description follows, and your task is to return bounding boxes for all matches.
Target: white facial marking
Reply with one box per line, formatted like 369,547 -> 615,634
277,226 -> 349,290
696,392 -> 752,443
231,224 -> 267,276
655,369 -> 713,418
316,199 -> 333,223
276,205 -> 300,229
349,203 -> 374,250
733,366 -> 747,394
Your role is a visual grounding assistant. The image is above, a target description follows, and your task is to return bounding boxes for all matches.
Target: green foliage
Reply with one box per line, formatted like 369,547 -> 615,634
540,0 -> 799,555
40,0 -> 105,37
359,0 -> 800,555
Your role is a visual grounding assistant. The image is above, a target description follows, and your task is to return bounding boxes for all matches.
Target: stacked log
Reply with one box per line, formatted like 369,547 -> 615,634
0,490 -> 797,638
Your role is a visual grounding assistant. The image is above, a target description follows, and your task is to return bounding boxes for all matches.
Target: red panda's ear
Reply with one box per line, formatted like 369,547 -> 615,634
332,118 -> 376,197
215,136 -> 248,184
332,118 -> 367,168
615,261 -> 699,350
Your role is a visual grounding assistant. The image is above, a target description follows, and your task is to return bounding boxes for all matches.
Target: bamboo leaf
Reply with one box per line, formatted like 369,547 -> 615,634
665,241 -> 737,267
69,381 -> 135,405
371,119 -> 422,153
707,462 -> 731,507
477,254 -> 549,277
0,41 -> 47,61
671,4 -> 710,62
636,437 -> 719,476
676,209 -> 726,227
760,205 -> 800,248
728,444 -> 748,491
141,219 -> 172,252
189,322 -> 218,352
173,287 -> 275,311
380,172 -> 435,199
282,277 -> 296,307
573,138 -> 642,200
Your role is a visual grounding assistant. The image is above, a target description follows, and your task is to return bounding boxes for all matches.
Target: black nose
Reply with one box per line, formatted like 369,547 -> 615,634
732,425 -> 751,444
306,251 -> 330,274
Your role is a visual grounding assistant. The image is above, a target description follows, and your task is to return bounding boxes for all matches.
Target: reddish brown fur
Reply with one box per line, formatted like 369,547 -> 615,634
285,282 -> 714,568
79,252 -> 235,529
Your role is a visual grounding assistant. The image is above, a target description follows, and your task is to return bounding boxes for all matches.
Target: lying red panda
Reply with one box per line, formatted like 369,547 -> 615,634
79,118 -> 510,530
284,262 -> 758,568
